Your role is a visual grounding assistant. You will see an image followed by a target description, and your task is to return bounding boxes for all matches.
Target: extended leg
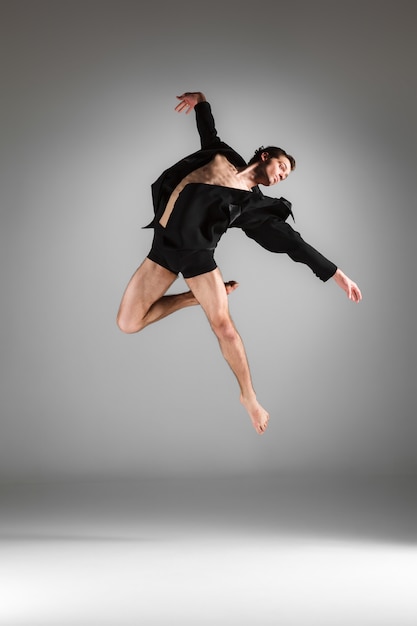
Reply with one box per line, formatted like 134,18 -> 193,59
186,269 -> 269,434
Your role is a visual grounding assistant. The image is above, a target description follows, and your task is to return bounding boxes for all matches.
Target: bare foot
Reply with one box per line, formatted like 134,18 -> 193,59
225,280 -> 239,295
187,281 -> 238,305
240,395 -> 270,435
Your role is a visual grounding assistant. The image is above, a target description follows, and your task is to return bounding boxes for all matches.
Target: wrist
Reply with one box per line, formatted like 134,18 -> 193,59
332,268 -> 343,280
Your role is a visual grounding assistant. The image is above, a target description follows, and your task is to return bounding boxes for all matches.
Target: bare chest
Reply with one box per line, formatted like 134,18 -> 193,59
159,154 -> 249,227
184,154 -> 248,189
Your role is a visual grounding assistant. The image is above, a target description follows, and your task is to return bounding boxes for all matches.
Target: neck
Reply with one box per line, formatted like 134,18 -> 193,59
236,163 -> 262,189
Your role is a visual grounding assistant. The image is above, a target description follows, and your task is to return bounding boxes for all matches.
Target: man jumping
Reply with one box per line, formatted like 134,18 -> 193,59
117,91 -> 362,435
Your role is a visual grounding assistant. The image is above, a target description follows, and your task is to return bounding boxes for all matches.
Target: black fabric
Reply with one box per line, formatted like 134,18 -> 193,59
147,224 -> 217,278
143,101 -> 337,282
242,219 -> 337,281
154,183 -> 294,252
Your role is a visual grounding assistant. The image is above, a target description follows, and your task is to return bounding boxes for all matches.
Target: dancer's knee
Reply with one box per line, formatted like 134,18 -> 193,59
210,316 -> 237,342
116,313 -> 144,334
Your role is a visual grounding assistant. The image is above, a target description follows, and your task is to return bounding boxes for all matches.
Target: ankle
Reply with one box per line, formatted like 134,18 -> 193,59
184,291 -> 198,306
240,392 -> 257,406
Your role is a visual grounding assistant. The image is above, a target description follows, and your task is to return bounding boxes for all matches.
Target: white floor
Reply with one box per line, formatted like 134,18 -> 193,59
0,475 -> 416,626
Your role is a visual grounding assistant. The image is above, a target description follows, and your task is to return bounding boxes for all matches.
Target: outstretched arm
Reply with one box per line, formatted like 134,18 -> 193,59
175,91 -> 226,150
175,91 -> 206,114
332,268 -> 362,302
242,218 -> 362,300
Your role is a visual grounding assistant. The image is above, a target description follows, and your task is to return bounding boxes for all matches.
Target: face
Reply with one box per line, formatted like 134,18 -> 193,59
260,153 -> 291,186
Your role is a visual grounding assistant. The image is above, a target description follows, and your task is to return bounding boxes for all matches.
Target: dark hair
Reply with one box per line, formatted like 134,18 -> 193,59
248,145 -> 296,170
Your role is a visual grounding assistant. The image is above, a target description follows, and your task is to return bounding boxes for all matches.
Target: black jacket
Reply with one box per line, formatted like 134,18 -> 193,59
145,101 -> 337,281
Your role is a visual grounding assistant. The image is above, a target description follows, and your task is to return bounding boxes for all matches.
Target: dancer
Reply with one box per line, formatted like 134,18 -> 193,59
117,91 -> 362,434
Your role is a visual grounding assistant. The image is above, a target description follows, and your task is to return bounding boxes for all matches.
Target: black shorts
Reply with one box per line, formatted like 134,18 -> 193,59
147,225 -> 217,278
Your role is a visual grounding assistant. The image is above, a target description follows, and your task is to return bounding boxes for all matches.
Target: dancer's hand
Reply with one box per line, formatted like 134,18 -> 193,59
175,92 -> 206,114
333,268 -> 362,302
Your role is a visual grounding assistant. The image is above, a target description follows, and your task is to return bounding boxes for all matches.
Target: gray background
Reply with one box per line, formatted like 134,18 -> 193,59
1,0 -> 416,481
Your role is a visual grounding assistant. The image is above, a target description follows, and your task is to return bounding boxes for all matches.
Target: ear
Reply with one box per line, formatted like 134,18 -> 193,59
261,151 -> 270,161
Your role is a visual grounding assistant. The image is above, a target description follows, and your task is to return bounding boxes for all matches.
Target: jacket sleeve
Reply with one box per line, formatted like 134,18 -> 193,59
194,101 -> 223,149
243,218 -> 337,281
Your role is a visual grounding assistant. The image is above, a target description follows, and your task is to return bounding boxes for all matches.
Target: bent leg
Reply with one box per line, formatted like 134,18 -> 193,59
117,258 -> 197,333
186,269 -> 269,434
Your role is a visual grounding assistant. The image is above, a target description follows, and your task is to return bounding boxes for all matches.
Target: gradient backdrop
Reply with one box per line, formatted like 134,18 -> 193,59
1,0 -> 416,480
